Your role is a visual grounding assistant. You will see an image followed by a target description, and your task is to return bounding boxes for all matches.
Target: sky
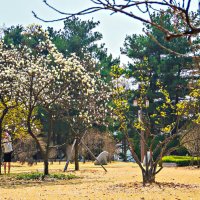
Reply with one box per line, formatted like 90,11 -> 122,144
0,0 -> 143,63
0,0 -> 198,63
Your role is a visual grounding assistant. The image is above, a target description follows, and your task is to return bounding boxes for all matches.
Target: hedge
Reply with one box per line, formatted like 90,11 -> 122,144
162,155 -> 200,166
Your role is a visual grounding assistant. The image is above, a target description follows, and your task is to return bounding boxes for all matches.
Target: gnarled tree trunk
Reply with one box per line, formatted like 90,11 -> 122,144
142,169 -> 155,185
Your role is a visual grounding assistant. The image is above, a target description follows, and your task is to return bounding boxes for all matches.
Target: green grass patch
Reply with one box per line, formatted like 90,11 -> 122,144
162,155 -> 200,166
15,172 -> 78,180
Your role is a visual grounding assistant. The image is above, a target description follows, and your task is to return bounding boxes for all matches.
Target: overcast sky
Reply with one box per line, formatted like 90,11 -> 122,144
0,0 -> 198,63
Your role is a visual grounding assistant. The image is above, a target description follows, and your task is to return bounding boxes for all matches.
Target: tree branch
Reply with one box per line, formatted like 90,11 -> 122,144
33,0 -> 200,40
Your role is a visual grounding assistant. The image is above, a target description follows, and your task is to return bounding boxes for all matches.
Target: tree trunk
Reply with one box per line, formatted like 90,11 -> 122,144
74,139 -> 79,171
43,111 -> 53,176
27,113 -> 47,175
44,146 -> 50,176
44,157 -> 49,175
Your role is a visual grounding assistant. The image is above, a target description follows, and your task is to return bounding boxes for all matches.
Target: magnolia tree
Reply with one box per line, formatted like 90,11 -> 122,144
1,24 -> 112,174
111,61 -> 193,185
60,55 -> 112,170
6,24 -> 100,175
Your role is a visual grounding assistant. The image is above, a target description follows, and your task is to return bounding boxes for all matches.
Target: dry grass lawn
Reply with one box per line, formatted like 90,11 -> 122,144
0,161 -> 200,200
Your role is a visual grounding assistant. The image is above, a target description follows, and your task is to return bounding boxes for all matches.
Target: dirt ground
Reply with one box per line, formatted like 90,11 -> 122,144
0,161 -> 199,200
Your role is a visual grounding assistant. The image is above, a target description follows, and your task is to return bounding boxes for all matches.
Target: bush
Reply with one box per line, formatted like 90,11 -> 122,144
162,155 -> 200,166
16,172 -> 78,180
16,172 -> 42,180
49,173 -> 77,180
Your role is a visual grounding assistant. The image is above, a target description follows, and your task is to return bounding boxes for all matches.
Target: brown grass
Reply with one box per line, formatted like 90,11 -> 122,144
0,161 -> 200,200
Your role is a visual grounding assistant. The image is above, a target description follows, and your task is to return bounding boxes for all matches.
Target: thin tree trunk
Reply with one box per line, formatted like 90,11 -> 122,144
74,139 -> 79,171
43,111 -> 54,175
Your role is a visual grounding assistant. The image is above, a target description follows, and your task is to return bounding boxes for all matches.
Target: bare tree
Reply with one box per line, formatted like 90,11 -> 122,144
181,125 -> 200,167
33,1 -> 199,40
81,128 -> 116,161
